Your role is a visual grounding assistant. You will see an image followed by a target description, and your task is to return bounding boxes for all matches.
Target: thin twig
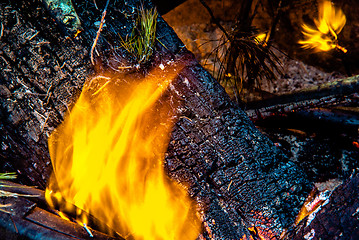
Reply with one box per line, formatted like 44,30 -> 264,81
40,113 -> 51,133
83,223 -> 94,237
93,0 -> 98,9
0,22 -> 3,41
28,31 -> 39,41
90,0 -> 110,65
199,0 -> 231,41
10,215 -> 18,234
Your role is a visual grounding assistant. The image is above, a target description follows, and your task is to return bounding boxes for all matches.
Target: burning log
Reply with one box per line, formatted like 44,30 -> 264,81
2,0 -> 352,239
0,181 -> 119,240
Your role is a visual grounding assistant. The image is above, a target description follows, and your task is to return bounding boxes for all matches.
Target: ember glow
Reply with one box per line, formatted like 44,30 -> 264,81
45,68 -> 200,239
241,226 -> 276,240
298,0 -> 347,52
295,189 -> 331,225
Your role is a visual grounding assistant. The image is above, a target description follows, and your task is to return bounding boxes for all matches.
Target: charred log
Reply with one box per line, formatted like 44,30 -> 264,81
291,174 -> 359,240
0,0 -> 315,239
253,104 -> 359,137
260,127 -> 359,184
151,0 -> 188,15
246,75 -> 359,122
0,182 -> 118,240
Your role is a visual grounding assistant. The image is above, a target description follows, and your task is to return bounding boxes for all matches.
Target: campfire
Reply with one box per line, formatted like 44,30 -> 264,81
1,0 -> 358,240
45,67 -> 200,239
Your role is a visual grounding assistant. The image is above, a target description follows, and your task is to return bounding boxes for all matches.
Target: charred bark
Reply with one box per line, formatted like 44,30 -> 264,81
292,174 -> 359,240
0,0 -> 315,239
0,0 -> 91,188
151,0 -> 188,15
246,75 -> 359,122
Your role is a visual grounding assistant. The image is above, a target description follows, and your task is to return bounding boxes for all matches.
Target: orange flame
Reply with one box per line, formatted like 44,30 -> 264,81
255,33 -> 269,47
45,67 -> 200,239
298,0 -> 347,52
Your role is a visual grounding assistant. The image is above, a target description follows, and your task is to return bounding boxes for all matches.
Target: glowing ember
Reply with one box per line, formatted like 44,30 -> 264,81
298,0 -> 347,53
45,67 -> 200,239
239,211 -> 278,240
295,189 -> 331,225
241,226 -> 275,240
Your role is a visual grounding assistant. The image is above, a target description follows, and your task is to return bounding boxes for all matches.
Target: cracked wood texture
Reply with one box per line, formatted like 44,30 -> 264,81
0,0 -> 313,239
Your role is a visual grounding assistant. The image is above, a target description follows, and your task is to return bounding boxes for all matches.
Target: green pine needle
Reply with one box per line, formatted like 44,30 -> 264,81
120,6 -> 158,64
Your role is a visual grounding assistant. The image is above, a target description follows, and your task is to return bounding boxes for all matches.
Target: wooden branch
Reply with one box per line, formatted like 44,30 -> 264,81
246,75 -> 359,122
0,182 -> 118,239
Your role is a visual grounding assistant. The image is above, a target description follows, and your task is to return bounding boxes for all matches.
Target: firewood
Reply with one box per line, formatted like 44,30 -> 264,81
0,180 -> 123,239
290,174 -> 359,239
0,193 -> 118,239
246,75 -> 359,122
0,0 -> 322,239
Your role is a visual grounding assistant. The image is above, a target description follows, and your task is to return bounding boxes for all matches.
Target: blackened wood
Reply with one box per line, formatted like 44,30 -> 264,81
0,0 -> 91,188
0,195 -> 117,240
246,75 -> 359,122
253,105 -> 359,137
289,107 -> 359,133
152,0 -> 188,14
0,0 -> 312,239
0,180 -> 125,238
290,174 -> 359,240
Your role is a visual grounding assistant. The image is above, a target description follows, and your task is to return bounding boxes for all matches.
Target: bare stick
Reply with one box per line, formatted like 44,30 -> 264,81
0,22 -> 3,40
90,0 -> 110,65
83,223 -> 94,238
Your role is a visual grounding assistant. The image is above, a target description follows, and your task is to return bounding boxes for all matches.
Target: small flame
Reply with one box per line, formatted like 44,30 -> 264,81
46,67 -> 200,239
298,0 -> 347,52
255,33 -> 269,47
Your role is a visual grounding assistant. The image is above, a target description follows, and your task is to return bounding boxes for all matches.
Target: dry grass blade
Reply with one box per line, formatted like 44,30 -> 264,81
0,173 -> 39,198
0,190 -> 21,198
0,189 -> 40,198
0,203 -> 12,214
0,172 -> 16,180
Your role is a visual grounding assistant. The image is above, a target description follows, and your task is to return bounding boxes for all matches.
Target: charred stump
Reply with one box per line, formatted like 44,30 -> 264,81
1,0 -> 353,239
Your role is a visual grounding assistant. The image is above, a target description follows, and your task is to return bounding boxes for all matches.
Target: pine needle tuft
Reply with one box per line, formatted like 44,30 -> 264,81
120,6 -> 158,64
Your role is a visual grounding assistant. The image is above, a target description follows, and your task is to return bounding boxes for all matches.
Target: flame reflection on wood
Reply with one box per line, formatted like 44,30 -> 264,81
45,66 -> 200,239
298,0 -> 347,53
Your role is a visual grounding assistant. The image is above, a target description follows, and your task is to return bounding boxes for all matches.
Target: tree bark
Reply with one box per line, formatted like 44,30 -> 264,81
0,0 -> 314,239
